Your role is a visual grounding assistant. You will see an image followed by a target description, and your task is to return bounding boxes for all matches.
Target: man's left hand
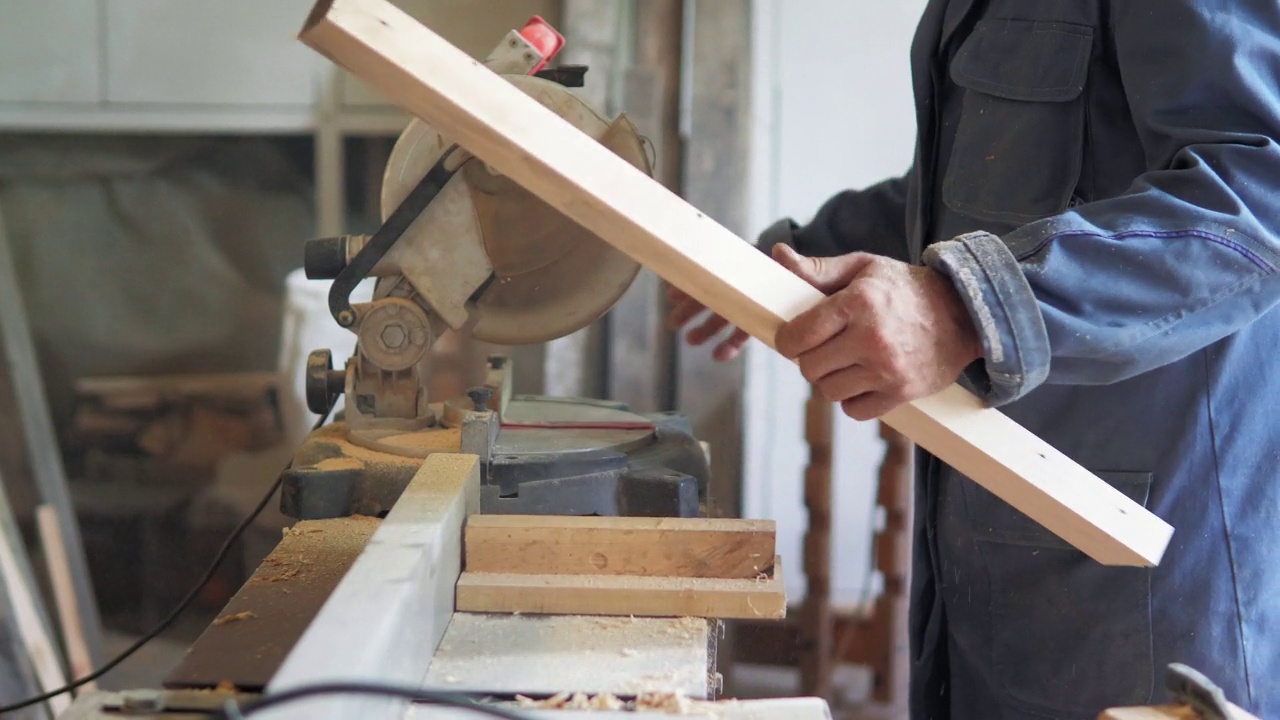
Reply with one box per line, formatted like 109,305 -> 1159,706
773,244 -> 982,420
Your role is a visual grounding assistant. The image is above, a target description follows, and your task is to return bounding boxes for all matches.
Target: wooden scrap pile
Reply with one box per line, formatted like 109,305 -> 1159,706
456,515 -> 786,620
72,372 -> 283,485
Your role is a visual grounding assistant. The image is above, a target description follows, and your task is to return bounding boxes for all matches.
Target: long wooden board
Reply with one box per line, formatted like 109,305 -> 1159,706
298,0 -> 1174,567
35,505 -> 96,694
464,515 -> 775,578
456,556 -> 786,619
267,453 -> 480,720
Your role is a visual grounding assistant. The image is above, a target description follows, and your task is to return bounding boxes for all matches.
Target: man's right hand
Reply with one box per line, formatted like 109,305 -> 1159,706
666,284 -> 751,362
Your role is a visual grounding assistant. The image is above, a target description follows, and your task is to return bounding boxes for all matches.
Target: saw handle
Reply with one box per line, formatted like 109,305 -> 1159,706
304,234 -> 365,280
323,144 -> 463,327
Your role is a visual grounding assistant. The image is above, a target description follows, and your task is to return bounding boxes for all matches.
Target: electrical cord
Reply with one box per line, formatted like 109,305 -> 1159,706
210,683 -> 541,720
0,404 -> 335,715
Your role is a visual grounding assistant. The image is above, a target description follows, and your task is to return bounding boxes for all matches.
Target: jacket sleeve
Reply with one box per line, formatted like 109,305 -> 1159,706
923,1 -> 1280,406
757,174 -> 911,261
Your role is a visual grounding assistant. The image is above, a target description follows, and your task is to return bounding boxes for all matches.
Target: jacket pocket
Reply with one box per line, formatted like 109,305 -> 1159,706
971,470 -> 1155,715
942,18 -> 1093,225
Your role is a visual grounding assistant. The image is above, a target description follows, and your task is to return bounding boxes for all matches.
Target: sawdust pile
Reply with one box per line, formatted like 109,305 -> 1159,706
253,516 -> 380,585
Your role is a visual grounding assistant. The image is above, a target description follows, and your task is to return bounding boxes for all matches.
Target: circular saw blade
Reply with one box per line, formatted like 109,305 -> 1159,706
381,75 -> 653,345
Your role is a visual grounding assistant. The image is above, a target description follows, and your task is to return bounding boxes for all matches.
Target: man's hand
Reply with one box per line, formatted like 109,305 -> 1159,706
773,245 -> 982,421
666,285 -> 751,362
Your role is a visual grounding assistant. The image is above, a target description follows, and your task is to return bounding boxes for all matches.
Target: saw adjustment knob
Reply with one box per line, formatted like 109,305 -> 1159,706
306,349 -> 346,415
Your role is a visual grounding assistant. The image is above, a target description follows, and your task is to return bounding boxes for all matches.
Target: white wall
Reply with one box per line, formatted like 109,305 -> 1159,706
743,0 -> 926,606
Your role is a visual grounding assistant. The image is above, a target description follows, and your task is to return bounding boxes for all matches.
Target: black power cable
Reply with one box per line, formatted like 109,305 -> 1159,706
211,683 -> 541,720
0,404 -> 335,715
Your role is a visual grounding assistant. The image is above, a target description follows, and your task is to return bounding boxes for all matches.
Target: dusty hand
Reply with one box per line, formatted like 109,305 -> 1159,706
666,285 -> 751,362
773,245 -> 982,421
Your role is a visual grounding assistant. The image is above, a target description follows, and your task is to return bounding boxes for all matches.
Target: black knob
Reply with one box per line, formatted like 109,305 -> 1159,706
466,386 -> 494,412
304,236 -> 352,280
306,349 -> 346,414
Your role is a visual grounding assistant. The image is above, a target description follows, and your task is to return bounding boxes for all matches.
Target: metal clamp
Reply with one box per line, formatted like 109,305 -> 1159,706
1166,663 -> 1233,720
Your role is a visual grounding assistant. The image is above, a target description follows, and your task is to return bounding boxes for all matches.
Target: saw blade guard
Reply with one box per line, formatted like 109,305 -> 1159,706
377,74 -> 653,345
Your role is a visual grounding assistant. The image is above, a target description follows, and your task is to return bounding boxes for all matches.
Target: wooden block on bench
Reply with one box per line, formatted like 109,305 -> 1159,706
464,515 -> 775,579
456,556 -> 787,620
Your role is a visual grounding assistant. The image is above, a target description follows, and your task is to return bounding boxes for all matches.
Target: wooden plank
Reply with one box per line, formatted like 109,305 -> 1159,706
869,423 -> 912,707
34,506 -> 96,694
0,472 -> 52,717
296,0 -> 1174,568
798,389 -> 833,698
456,556 -> 786,620
75,372 -> 280,401
267,453 -> 480,720
423,614 -> 712,698
464,515 -> 775,579
0,206 -> 103,661
0,498 -> 69,716
1099,704 -> 1258,720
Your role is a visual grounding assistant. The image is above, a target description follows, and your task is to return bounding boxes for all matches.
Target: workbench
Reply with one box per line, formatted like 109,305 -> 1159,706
61,453 -> 813,720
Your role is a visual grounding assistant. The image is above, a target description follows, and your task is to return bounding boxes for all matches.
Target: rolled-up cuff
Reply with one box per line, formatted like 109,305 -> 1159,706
754,218 -> 799,255
923,231 -> 1050,405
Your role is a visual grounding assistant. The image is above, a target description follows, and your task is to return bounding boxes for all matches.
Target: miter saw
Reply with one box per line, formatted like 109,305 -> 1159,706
284,17 -> 710,521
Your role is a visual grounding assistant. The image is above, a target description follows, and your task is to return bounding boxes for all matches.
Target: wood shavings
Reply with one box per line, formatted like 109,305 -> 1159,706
513,691 -> 711,715
635,691 -> 698,714
590,694 -> 626,711
516,692 -> 625,711
212,611 -> 256,626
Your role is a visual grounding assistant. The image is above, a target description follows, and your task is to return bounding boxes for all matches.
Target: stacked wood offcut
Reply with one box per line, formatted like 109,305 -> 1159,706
72,373 -> 284,486
456,515 -> 785,620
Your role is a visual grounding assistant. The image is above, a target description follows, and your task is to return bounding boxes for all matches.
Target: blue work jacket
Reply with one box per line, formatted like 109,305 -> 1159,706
762,1 -> 1280,718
